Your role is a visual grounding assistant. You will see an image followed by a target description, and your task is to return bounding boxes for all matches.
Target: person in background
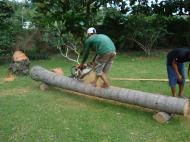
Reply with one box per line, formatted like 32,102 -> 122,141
166,48 -> 190,98
79,27 -> 116,88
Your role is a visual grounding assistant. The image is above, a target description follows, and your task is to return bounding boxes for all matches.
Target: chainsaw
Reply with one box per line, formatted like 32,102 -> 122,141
70,63 -> 94,79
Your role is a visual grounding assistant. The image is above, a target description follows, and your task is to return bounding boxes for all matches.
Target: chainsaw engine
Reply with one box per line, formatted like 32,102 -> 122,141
70,64 -> 93,79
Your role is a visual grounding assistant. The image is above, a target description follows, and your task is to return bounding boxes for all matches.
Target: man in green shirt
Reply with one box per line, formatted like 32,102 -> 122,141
79,27 -> 116,88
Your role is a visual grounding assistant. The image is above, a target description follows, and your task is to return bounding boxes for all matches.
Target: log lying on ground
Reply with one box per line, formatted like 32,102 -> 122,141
30,66 -> 189,116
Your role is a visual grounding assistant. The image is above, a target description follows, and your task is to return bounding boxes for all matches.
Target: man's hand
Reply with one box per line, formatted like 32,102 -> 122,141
77,64 -> 87,70
172,59 -> 183,82
77,64 -> 84,69
177,74 -> 183,82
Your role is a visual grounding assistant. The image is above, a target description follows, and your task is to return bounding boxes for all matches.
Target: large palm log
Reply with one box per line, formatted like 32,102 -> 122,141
30,66 -> 189,116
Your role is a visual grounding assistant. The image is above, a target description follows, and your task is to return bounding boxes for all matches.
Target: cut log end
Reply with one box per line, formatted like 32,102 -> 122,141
51,68 -> 64,76
183,99 -> 189,116
40,83 -> 49,91
153,112 -> 171,123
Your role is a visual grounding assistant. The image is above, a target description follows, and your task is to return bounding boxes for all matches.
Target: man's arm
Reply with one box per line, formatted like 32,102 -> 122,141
78,49 -> 89,69
171,58 -> 182,81
92,54 -> 97,62
78,41 -> 90,69
81,49 -> 89,64
81,38 -> 93,64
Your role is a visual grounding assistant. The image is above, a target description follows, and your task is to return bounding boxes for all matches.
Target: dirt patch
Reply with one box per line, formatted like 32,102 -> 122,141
4,73 -> 15,82
63,99 -> 88,109
137,56 -> 145,61
0,87 -> 32,96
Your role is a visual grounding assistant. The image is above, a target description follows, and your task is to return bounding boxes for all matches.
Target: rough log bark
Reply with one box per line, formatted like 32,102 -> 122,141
30,66 -> 189,116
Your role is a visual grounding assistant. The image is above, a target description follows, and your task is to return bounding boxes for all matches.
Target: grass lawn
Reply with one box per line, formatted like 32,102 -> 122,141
0,50 -> 190,142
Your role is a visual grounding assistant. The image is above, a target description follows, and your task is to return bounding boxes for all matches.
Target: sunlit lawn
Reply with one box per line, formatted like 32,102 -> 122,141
0,50 -> 190,142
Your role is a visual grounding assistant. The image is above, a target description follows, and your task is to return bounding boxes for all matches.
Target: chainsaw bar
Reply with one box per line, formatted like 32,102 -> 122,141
70,64 -> 93,79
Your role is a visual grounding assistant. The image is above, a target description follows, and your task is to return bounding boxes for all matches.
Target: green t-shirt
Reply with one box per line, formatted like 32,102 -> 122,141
82,34 -> 116,63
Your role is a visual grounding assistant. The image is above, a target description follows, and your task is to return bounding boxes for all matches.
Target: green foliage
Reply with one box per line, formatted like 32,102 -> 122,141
102,11 -> 167,55
184,0 -> 190,14
125,14 -> 167,55
101,8 -> 126,49
1,0 -> 190,58
0,31 -> 14,56
31,0 -> 87,57
131,4 -> 152,15
0,1 -> 32,56
166,16 -> 190,46
0,1 -> 15,56
41,21 -> 81,50
0,1 -> 14,23
32,0 -> 87,28
151,0 -> 187,16
25,50 -> 49,60
40,20 -> 81,63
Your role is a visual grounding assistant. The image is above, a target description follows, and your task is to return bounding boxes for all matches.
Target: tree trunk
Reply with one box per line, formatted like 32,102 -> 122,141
30,66 -> 189,116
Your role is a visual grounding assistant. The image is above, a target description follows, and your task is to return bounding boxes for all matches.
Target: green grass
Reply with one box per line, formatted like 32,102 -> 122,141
0,51 -> 190,142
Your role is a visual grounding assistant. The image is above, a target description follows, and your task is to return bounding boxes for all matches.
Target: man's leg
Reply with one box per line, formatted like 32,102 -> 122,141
178,84 -> 184,97
90,75 -> 99,87
171,87 -> 176,97
99,73 -> 109,88
177,63 -> 185,97
90,73 -> 109,87
91,54 -> 107,87
102,52 -> 116,74
100,52 -> 116,88
92,52 -> 115,88
167,64 -> 177,97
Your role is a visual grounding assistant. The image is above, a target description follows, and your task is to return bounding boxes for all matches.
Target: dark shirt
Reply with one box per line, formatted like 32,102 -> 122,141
167,48 -> 190,65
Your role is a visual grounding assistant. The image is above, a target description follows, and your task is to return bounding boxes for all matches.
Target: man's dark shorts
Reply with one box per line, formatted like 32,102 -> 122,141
166,63 -> 185,87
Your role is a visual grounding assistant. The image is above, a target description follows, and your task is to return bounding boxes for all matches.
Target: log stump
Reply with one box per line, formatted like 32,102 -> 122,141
9,51 -> 30,75
153,112 -> 171,123
40,83 -> 49,91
